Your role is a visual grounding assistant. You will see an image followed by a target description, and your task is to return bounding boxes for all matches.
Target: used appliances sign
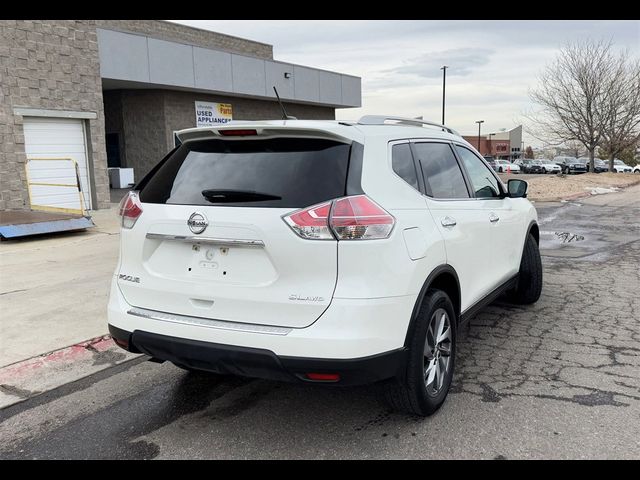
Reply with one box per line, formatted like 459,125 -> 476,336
195,102 -> 233,127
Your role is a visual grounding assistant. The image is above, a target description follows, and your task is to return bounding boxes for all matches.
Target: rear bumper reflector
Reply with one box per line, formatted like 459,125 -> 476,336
127,307 -> 292,336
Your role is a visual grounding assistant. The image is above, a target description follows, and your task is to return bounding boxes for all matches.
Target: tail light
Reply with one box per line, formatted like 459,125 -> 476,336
330,196 -> 395,240
118,191 -> 143,229
219,129 -> 258,136
283,201 -> 333,239
283,195 -> 394,241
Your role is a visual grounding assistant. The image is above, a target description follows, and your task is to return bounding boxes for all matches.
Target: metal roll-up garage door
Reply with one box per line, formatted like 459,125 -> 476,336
23,117 -> 92,210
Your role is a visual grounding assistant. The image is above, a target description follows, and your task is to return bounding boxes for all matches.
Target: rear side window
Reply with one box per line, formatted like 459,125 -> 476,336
138,138 -> 351,208
413,143 -> 469,199
391,143 -> 419,191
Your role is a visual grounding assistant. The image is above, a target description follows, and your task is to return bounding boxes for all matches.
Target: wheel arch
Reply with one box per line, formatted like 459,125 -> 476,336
527,221 -> 539,245
403,265 -> 461,349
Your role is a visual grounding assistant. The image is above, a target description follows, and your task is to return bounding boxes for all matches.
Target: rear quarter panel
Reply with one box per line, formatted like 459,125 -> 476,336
333,136 -> 447,300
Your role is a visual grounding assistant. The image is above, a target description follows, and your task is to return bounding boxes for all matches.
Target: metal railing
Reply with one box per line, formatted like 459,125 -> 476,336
357,115 -> 460,136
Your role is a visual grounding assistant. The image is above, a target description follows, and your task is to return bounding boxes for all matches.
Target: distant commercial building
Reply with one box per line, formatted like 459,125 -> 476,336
463,125 -> 522,161
1,20 -> 362,212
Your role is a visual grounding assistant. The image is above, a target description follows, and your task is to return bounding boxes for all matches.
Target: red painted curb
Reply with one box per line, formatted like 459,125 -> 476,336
0,335 -> 114,383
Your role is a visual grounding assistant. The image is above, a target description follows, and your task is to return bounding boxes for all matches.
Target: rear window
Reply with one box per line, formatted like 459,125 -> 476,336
138,138 -> 352,208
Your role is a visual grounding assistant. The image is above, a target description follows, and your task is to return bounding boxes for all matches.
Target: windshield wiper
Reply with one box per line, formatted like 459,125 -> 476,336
201,189 -> 282,203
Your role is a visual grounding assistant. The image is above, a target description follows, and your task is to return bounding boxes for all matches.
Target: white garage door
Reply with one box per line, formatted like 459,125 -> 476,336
23,117 -> 92,210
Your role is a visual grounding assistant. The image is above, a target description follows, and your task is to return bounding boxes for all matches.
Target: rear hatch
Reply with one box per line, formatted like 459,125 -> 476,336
117,132 -> 356,328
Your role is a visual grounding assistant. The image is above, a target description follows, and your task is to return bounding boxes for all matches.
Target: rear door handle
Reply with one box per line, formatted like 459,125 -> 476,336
489,213 -> 500,223
441,216 -> 457,227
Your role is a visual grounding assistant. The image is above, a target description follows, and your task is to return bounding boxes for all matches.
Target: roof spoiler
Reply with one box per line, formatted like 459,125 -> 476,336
174,123 -> 354,145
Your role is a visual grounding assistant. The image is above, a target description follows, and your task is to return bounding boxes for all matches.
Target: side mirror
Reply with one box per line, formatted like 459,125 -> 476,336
508,178 -> 528,198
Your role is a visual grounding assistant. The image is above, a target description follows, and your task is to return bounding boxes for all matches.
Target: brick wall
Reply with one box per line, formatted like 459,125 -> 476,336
96,20 -> 273,60
0,20 -> 110,210
119,91 -> 168,181
462,136 -> 510,158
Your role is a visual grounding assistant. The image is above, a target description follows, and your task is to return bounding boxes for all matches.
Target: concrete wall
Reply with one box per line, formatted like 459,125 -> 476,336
95,20 -> 272,60
0,20 -> 110,210
97,29 -> 361,108
104,89 -> 335,181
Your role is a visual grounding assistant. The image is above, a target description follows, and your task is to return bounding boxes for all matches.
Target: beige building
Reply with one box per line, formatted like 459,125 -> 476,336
0,20 -> 361,212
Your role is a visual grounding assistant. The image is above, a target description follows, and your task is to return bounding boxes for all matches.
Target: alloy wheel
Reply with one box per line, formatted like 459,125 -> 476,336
423,308 -> 452,395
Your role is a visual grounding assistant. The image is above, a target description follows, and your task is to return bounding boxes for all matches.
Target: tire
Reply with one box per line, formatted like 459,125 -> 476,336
542,168 -> 546,174
508,234 -> 542,305
381,289 -> 457,416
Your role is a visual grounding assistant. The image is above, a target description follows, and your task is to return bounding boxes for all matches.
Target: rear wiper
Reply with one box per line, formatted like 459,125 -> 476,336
201,189 -> 282,203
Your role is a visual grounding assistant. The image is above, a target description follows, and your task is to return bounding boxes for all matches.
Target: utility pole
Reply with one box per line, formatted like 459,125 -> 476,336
440,66 -> 448,125
476,120 -> 484,152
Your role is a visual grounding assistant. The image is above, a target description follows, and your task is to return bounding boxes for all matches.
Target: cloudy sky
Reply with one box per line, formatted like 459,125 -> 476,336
171,20 -> 639,146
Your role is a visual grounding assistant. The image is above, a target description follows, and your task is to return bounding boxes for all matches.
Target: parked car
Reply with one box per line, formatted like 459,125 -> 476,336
593,159 -> 609,173
494,160 -> 521,173
577,157 -> 608,173
109,116 -> 542,417
483,156 -> 499,172
554,156 -> 587,174
612,159 -> 633,173
535,159 -> 562,174
518,159 -> 544,174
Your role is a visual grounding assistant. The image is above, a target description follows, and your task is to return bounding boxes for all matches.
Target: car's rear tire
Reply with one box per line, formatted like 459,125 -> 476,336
508,234 -> 542,305
381,289 -> 456,416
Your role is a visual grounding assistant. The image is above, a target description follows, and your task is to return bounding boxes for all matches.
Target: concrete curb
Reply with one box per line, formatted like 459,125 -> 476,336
0,335 -> 140,410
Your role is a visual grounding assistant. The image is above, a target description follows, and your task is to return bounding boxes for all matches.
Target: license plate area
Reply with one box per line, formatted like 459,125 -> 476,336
188,243 -> 231,279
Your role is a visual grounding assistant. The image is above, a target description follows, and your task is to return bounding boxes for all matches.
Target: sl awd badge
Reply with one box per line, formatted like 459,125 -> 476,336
188,212 -> 208,234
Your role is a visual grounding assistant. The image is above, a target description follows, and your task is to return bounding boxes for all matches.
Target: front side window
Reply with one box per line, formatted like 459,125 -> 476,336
455,145 -> 502,198
413,143 -> 469,199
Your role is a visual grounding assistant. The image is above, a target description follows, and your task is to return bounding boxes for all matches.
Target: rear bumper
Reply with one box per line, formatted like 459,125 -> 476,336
107,275 -> 416,383
109,324 -> 406,386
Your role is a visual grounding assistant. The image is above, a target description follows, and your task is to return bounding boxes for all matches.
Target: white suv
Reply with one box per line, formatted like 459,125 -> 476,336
108,116 -> 542,416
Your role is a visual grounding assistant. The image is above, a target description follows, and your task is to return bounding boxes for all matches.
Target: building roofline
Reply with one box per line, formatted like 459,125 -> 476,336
162,20 -> 272,49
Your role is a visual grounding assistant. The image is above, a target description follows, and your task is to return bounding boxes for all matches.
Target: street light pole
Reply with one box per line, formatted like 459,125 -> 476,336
475,120 -> 484,152
440,66 -> 448,125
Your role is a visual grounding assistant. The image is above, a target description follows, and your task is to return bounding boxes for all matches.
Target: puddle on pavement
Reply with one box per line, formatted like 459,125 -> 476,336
553,232 -> 585,243
540,230 -> 586,244
539,229 -> 598,257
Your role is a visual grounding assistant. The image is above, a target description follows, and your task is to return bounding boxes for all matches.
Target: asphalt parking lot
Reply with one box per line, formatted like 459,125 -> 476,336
0,185 -> 638,459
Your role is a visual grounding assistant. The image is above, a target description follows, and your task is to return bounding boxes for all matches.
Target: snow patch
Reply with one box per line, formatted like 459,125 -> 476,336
586,186 -> 620,195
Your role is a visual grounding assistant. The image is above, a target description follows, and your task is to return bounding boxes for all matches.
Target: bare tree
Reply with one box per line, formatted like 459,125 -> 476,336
599,55 -> 640,170
524,146 -> 534,158
563,140 -> 584,157
526,39 -> 638,172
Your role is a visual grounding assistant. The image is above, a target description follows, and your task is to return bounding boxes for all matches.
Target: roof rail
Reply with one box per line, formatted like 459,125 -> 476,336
357,115 -> 459,136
